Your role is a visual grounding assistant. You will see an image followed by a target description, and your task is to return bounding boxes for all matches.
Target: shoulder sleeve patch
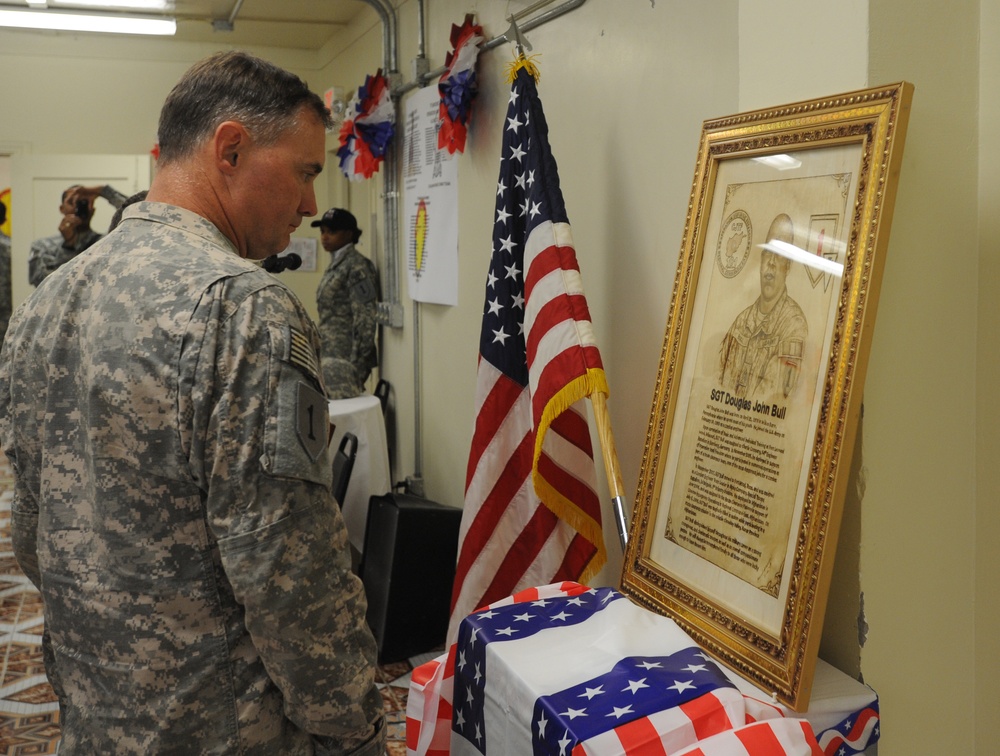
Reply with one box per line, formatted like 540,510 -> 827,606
350,275 -> 377,305
261,323 -> 332,487
296,381 -> 329,461
266,375 -> 332,485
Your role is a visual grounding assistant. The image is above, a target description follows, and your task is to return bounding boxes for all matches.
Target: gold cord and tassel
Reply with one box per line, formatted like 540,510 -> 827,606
505,53 -> 541,83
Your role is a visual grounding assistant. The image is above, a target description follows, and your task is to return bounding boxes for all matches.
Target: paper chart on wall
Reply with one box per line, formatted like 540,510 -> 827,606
403,85 -> 459,306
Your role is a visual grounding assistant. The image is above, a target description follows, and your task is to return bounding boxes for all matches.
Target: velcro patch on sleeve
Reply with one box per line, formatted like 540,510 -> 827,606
287,325 -> 321,382
262,323 -> 332,487
350,273 -> 377,304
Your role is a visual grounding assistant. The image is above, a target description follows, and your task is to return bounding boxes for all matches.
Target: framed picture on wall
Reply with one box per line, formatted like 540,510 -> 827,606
619,82 -> 913,711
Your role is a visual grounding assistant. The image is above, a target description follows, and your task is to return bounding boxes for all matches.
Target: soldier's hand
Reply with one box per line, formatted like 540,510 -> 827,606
59,213 -> 82,242
64,186 -> 104,206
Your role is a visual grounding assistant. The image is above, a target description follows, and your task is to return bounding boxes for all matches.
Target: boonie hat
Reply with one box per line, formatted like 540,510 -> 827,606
311,208 -> 358,231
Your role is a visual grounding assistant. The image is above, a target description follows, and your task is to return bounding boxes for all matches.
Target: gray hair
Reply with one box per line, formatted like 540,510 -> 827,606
156,51 -> 332,164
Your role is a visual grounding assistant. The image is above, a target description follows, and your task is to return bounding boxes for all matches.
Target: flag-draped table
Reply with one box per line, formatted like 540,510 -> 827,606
406,583 -> 879,756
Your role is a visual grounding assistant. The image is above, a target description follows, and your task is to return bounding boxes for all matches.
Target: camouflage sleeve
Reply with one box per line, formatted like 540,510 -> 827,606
27,240 -> 49,287
28,240 -> 77,288
180,280 -> 385,754
99,185 -> 129,209
0,320 -> 41,588
0,241 -> 11,342
347,260 -> 378,381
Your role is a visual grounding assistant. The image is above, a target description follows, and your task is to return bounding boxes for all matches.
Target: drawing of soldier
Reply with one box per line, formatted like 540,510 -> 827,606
720,213 -> 808,400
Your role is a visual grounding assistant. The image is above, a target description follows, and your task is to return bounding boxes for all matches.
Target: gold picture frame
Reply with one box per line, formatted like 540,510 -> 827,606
620,82 -> 913,711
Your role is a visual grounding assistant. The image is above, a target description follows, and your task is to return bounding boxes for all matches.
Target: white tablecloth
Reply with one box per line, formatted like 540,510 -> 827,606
328,395 -> 392,553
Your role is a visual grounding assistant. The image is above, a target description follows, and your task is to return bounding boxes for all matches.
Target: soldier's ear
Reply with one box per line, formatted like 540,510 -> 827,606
214,121 -> 246,174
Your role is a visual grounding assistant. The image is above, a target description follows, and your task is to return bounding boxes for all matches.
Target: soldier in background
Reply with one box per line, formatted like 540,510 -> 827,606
27,183 -> 127,286
0,51 -> 385,755
313,208 -> 379,399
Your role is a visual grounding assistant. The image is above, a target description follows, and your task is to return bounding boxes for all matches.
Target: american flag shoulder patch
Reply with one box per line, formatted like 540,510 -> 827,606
287,326 -> 321,382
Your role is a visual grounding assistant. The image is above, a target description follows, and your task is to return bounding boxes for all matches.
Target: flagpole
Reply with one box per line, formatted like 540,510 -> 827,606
590,391 -> 630,553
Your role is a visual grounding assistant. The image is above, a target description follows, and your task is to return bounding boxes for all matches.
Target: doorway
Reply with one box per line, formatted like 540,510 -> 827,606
10,153 -> 151,307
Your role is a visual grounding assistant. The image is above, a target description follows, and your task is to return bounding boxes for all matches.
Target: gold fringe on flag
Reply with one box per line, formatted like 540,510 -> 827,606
505,53 -> 541,84
532,367 -> 611,583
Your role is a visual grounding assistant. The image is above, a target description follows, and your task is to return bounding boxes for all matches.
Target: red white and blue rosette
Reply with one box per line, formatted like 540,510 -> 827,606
337,69 -> 396,180
437,15 -> 484,154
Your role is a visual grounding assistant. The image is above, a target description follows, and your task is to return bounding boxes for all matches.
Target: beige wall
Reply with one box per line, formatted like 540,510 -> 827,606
744,1 -> 983,752
977,0 -> 1000,750
865,0 -> 979,752
314,1 -> 741,586
0,0 -> 995,750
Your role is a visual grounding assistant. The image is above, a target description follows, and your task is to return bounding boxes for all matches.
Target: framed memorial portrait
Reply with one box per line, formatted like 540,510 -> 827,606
619,82 -> 913,711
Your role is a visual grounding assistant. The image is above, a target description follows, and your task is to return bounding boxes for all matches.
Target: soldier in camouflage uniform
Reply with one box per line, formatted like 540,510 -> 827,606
312,208 -> 379,399
27,183 -> 128,286
0,51 -> 385,755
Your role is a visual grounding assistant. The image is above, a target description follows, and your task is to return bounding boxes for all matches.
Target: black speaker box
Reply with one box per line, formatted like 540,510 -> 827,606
359,492 -> 462,664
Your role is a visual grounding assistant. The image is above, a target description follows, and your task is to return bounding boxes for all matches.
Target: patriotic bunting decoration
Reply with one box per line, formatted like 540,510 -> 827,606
405,583 -> 881,756
337,69 -> 395,180
446,57 -> 608,646
438,14 -> 485,154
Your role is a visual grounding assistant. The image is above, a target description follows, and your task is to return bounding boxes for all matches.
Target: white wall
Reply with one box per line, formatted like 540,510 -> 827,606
0,0 -> 994,749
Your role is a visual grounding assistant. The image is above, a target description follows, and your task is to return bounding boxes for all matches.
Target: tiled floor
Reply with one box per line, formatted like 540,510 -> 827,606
0,452 -> 419,755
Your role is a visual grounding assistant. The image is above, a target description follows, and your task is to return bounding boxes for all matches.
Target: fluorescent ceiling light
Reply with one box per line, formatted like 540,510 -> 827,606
0,7 -> 175,34
53,0 -> 172,10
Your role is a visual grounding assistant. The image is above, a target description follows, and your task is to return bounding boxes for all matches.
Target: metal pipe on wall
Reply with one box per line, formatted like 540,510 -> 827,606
408,1 -> 426,495
395,0 -> 590,96
358,0 -> 419,493
358,0 -> 402,328
211,0 -> 245,31
479,0 -> 589,53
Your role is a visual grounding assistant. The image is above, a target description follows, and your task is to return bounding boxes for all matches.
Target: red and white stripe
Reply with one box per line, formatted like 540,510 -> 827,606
447,357 -> 597,643
448,218 -> 606,646
671,718 -> 823,756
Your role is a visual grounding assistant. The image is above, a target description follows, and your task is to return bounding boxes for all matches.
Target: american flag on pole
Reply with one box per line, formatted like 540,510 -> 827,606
448,58 -> 609,643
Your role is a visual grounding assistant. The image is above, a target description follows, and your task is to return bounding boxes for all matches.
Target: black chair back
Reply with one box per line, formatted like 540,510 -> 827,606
374,378 -> 390,415
332,432 -> 358,508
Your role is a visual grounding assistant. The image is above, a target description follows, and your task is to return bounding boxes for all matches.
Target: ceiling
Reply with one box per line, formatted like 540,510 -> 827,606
8,0 -> 372,51
170,0 -> 368,50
